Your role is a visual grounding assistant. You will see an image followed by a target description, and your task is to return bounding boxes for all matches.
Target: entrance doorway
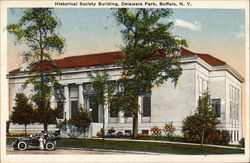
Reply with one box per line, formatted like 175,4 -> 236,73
89,100 -> 99,123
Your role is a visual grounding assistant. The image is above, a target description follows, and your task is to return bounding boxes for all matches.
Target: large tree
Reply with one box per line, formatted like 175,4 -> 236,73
182,91 -> 219,146
7,8 -> 65,132
11,93 -> 35,135
113,9 -> 187,138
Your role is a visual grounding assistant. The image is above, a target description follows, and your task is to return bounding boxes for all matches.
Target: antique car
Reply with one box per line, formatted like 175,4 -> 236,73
11,133 -> 59,151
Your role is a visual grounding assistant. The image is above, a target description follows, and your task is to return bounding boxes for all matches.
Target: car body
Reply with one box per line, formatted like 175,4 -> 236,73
12,133 -> 59,151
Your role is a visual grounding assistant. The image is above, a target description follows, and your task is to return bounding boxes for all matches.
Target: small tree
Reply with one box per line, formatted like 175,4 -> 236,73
88,71 -> 116,140
182,91 -> 219,146
11,93 -> 35,135
71,107 -> 91,139
57,107 -> 91,139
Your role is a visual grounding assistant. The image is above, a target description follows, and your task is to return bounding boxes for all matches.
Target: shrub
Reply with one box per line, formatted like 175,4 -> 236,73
239,138 -> 244,147
150,126 -> 161,135
96,132 -> 103,137
220,130 -> 231,145
57,108 -> 91,139
116,132 -> 124,137
182,91 -> 219,145
108,127 -> 116,134
54,130 -> 60,136
137,133 -> 148,137
164,123 -> 175,136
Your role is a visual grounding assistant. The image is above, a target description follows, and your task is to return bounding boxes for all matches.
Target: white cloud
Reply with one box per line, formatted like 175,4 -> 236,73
174,19 -> 201,31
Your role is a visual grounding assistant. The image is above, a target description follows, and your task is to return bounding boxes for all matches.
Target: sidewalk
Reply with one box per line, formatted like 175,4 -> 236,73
6,145 -> 170,155
57,146 -> 164,155
92,137 -> 244,150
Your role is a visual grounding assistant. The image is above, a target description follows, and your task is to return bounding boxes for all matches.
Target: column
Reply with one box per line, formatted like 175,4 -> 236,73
104,104 -> 109,124
104,92 -> 109,124
50,94 -> 56,109
118,111 -> 125,123
64,85 -> 70,120
78,84 -> 84,108
138,96 -> 142,123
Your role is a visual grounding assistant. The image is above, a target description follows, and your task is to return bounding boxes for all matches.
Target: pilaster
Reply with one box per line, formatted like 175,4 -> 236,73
64,85 -> 70,120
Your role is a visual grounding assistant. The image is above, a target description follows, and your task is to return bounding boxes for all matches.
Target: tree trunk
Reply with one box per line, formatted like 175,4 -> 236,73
201,129 -> 205,146
6,121 -> 10,134
44,123 -> 48,132
24,124 -> 27,135
102,105 -> 105,141
132,112 -> 138,139
83,127 -> 86,139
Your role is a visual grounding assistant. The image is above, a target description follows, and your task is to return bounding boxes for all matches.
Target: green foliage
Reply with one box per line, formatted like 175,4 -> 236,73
7,8 -> 64,56
87,71 -> 116,139
220,130 -> 231,145
182,91 -> 220,145
109,79 -> 139,117
113,8 -> 187,93
70,107 -> 91,129
107,127 -> 116,134
239,138 -> 245,147
7,8 -> 65,131
112,8 -> 187,138
6,120 -> 10,134
87,71 -> 115,106
34,102 -> 61,125
11,93 -> 35,135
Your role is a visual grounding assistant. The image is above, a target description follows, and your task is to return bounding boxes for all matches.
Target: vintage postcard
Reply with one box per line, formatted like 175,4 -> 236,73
0,0 -> 249,162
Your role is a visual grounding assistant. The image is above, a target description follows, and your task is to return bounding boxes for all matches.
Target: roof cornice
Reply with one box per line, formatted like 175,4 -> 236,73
211,64 -> 245,83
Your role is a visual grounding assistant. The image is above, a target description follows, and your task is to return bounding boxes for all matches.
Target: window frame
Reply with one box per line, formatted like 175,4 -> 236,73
212,98 -> 221,118
142,95 -> 151,117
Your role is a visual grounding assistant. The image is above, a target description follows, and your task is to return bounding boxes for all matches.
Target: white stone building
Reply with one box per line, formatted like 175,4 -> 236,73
8,48 -> 244,143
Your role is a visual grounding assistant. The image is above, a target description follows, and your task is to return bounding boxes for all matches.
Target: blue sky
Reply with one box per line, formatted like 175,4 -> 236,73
8,8 -> 245,76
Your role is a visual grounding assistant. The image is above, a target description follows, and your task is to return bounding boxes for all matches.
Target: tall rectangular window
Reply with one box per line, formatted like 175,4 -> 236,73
57,101 -> 64,119
199,78 -> 203,97
109,100 -> 118,118
198,77 -> 209,97
230,101 -> 233,119
235,89 -> 239,120
212,99 -> 221,117
71,101 -> 78,117
143,95 -> 151,117
229,85 -> 240,121
89,100 -> 99,123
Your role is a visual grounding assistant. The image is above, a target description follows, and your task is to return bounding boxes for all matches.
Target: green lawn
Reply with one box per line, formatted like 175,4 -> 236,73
7,137 -> 244,154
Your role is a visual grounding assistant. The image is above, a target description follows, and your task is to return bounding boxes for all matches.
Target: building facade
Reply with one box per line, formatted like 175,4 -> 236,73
8,48 -> 244,143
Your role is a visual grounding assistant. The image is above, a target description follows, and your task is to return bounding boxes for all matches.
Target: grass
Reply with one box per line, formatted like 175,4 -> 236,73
7,137 -> 244,154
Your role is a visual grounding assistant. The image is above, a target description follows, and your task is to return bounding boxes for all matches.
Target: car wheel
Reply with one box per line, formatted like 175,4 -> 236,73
11,141 -> 18,150
45,142 -> 55,150
17,141 -> 27,151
